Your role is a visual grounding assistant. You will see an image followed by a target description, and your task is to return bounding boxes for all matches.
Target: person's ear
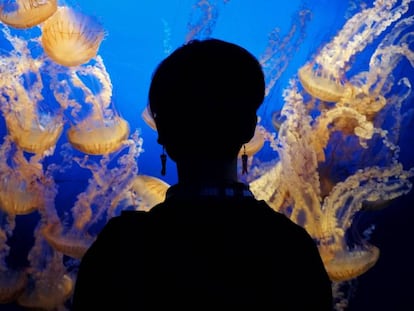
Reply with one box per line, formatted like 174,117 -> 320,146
156,126 -> 166,145
241,115 -> 258,143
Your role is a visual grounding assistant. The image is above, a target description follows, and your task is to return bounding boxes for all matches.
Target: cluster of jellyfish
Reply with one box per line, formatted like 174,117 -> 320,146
0,0 -> 413,310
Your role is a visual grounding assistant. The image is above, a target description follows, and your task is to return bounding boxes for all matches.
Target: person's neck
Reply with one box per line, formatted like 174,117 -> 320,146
175,157 -> 239,186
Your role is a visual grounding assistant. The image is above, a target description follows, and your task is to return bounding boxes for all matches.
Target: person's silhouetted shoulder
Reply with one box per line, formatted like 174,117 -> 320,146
73,184 -> 332,310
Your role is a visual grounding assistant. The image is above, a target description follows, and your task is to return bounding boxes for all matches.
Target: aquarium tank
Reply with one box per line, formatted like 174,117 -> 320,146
0,0 -> 413,310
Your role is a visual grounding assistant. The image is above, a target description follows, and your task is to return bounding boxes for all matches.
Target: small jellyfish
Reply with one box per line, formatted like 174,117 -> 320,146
0,269 -> 28,304
67,116 -> 130,155
237,125 -> 265,158
0,142 -> 46,216
141,106 -> 157,131
0,170 -> 43,215
298,63 -> 349,102
129,174 -> 170,211
321,246 -> 380,282
41,6 -> 105,67
17,273 -> 73,310
4,112 -> 63,155
17,227 -> 74,309
41,223 -> 94,259
0,218 -> 28,303
0,0 -> 57,29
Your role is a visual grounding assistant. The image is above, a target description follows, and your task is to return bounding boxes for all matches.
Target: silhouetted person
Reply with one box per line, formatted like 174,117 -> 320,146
72,38 -> 333,310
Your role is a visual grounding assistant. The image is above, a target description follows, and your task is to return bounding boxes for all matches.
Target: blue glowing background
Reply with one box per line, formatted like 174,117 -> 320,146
0,1 -> 413,310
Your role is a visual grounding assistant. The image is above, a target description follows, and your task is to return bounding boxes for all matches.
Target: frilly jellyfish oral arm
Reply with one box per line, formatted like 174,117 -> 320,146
19,227 -> 73,310
69,70 -> 105,121
366,16 -> 414,94
70,133 -> 142,230
0,223 -> 11,271
41,221 -> 95,259
251,82 -> 325,235
185,0 -> 222,42
321,164 -> 414,240
313,106 -> 374,161
314,0 -> 411,78
260,9 -> 311,97
0,212 -> 29,303
76,56 -> 113,111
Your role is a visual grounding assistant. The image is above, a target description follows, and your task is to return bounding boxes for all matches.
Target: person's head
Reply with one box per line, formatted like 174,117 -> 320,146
148,38 -> 265,163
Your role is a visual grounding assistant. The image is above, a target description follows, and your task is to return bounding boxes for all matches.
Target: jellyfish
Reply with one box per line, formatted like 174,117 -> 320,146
0,214 -> 28,304
40,135 -> 142,261
0,0 -> 57,29
298,63 -> 351,103
67,115 -> 130,155
50,54 -> 130,155
250,45 -> 414,285
141,106 -> 157,131
5,111 -> 64,155
46,132 -> 142,261
313,0 -> 411,80
127,174 -> 170,211
17,226 -> 74,310
321,245 -> 380,282
0,139 -> 46,216
185,0 -> 229,43
0,269 -> 28,304
41,222 -> 94,259
237,124 -> 265,158
0,25 -> 64,155
41,6 -> 105,67
260,8 -> 311,97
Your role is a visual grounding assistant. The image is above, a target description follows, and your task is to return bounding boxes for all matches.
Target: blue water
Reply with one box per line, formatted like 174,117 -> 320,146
0,0 -> 413,310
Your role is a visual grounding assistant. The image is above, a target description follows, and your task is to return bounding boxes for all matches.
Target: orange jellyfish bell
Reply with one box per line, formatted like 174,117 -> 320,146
17,273 -> 73,310
298,63 -> 347,102
42,223 -> 94,259
0,0 -> 57,29
67,116 -> 130,155
141,106 -> 157,131
0,176 -> 42,215
41,6 -> 105,67
322,245 -> 380,282
4,113 -> 63,154
0,269 -> 28,304
238,125 -> 265,158
129,174 -> 170,210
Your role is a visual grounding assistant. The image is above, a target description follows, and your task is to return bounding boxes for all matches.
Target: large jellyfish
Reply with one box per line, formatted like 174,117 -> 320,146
42,133 -> 143,259
0,0 -> 57,29
51,56 -> 130,155
67,115 -> 129,155
0,26 -> 64,155
41,6 -> 105,67
249,0 -> 414,288
17,225 -> 73,310
126,174 -> 170,211
0,141 -> 46,216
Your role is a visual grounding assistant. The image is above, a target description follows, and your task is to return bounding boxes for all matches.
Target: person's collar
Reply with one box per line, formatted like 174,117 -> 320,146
165,181 -> 254,200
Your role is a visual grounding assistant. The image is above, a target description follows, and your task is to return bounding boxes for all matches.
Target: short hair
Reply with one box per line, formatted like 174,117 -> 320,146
148,38 -> 265,161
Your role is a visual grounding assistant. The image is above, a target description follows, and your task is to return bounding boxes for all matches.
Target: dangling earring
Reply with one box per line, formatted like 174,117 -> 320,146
160,146 -> 167,176
242,145 -> 248,175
